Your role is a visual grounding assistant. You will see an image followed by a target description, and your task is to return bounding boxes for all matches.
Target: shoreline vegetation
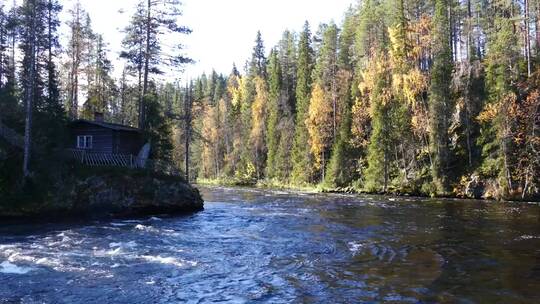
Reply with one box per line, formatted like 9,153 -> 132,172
196,178 -> 537,203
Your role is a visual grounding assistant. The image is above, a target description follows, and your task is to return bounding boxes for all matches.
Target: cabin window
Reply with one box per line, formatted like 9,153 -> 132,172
77,135 -> 93,149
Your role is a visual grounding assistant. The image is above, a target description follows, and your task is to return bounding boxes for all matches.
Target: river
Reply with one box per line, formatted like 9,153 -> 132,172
1,186 -> 540,303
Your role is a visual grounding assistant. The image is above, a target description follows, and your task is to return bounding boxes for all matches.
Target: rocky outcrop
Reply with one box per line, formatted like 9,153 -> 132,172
63,173 -> 204,218
1,168 -> 204,221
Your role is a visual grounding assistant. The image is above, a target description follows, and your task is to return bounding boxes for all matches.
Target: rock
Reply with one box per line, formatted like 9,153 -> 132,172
465,174 -> 484,199
39,169 -> 205,220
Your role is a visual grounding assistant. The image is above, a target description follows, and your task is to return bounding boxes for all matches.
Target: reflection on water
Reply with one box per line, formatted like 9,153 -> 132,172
1,186 -> 540,303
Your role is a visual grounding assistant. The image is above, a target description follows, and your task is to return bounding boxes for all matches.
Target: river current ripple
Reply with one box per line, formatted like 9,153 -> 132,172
1,186 -> 540,303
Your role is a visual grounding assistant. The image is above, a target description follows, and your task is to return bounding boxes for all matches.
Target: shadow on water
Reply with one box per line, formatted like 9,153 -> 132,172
1,185 -> 540,303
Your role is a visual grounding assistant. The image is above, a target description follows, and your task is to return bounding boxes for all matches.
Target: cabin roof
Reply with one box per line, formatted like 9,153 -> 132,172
70,119 -> 142,133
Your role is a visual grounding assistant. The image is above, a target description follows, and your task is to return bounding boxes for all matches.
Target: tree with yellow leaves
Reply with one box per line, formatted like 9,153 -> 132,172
249,76 -> 269,179
306,83 -> 333,179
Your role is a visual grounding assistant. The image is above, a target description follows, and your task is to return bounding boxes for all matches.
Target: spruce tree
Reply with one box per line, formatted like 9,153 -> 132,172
265,49 -> 282,179
291,21 -> 314,185
429,0 -> 454,194
274,31 -> 297,181
362,52 -> 393,192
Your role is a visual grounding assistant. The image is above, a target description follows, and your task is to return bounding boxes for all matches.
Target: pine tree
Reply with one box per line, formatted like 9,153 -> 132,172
34,0 -> 65,155
20,0 -> 39,178
43,0 -> 61,109
65,1 -> 90,119
82,34 -> 117,119
121,0 -> 191,128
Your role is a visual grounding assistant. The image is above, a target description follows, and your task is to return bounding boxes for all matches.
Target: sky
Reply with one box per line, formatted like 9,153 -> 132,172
55,0 -> 356,80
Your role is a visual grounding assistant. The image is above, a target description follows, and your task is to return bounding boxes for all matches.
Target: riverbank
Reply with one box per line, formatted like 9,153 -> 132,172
197,178 -> 540,203
0,165 -> 204,222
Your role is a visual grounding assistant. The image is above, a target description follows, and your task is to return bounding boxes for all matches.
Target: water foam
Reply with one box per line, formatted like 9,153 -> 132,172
0,261 -> 34,274
141,255 -> 197,267
348,241 -> 365,255
135,224 -> 158,232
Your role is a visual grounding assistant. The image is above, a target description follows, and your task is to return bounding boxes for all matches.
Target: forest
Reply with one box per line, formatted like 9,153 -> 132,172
189,0 -> 540,200
0,0 -> 539,202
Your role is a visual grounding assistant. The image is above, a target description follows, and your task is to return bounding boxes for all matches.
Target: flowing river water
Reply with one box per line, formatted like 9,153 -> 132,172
1,186 -> 540,303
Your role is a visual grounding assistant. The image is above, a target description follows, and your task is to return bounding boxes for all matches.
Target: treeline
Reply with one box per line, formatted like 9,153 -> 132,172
188,0 -> 540,200
0,0 -> 189,194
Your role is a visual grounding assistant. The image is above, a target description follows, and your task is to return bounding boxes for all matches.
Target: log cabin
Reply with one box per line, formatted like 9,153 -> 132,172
68,112 -> 145,156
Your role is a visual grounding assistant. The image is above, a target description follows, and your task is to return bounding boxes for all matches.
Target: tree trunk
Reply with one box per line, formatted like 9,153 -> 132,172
466,0 -> 472,60
141,0 -> 152,128
383,150 -> 388,192
525,0 -> 532,76
10,0 -> 15,80
536,0 -> 540,50
184,83 -> 192,182
23,0 -> 37,179
47,0 -> 53,98
69,4 -> 81,120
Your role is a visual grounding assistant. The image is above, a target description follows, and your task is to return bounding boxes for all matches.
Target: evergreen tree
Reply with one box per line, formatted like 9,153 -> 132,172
480,0 -> 521,195
274,30 -> 297,180
142,90 -> 174,162
265,49 -> 282,179
325,8 -> 357,187
82,34 -> 117,119
121,0 -> 191,128
249,31 -> 267,78
361,52 -> 393,192
19,0 -> 39,177
291,21 -> 314,185
65,1 -> 90,119
429,0 -> 454,194
34,0 -> 65,154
